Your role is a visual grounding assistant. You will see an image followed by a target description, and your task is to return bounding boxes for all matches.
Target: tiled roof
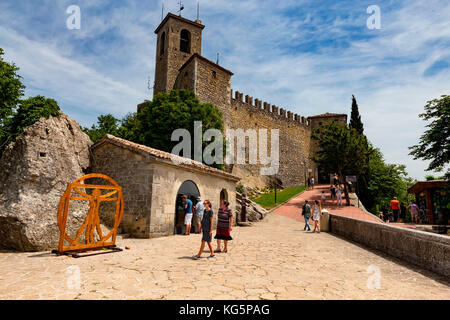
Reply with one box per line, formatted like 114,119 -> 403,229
92,135 -> 240,181
308,113 -> 347,119
179,53 -> 234,75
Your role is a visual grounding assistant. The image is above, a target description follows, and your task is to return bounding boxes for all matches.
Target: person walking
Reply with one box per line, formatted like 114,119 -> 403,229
390,197 -> 400,222
307,177 -> 311,190
214,200 -> 233,253
302,200 -> 311,231
311,177 -> 315,190
330,184 -> 336,201
381,204 -> 389,223
312,200 -> 322,233
408,201 -> 420,224
333,174 -> 338,186
336,184 -> 343,207
195,196 -> 205,233
193,200 -> 215,260
183,195 -> 193,235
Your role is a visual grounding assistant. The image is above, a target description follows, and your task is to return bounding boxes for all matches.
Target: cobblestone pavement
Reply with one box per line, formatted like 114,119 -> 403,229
1,210 -> 449,300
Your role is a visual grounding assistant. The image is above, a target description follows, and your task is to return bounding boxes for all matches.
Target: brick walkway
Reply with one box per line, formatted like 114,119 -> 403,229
274,185 -> 381,223
1,208 -> 449,299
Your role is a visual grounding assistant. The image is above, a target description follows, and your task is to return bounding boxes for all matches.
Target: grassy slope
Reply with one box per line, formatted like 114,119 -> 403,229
252,186 -> 307,209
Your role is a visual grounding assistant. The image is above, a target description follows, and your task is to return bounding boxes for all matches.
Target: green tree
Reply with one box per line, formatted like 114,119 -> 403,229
1,95 -> 60,155
138,89 -> 224,167
82,114 -> 121,143
0,48 -> 26,150
312,121 -> 370,205
349,95 -> 364,134
409,95 -> 450,179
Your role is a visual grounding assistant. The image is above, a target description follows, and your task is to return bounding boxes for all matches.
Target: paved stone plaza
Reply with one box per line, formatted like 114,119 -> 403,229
0,204 -> 449,300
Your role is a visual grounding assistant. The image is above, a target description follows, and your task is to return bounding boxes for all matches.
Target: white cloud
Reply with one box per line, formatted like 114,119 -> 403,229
0,0 -> 448,179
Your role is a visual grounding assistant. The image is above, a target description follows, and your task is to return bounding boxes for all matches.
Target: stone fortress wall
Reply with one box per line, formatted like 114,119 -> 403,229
225,89 -> 314,188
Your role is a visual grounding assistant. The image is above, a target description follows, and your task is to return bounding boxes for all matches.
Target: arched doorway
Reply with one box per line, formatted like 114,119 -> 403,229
220,189 -> 228,203
174,180 -> 200,235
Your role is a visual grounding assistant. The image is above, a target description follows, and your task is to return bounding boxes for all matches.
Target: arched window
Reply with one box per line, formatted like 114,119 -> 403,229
159,32 -> 166,56
180,29 -> 191,53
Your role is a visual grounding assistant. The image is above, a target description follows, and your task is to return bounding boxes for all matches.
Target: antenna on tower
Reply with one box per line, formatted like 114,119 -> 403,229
147,75 -> 153,93
216,52 -> 220,65
178,1 -> 184,16
161,2 -> 164,21
197,1 -> 200,20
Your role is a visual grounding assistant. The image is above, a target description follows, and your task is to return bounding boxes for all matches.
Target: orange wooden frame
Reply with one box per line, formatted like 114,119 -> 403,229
56,174 -> 124,253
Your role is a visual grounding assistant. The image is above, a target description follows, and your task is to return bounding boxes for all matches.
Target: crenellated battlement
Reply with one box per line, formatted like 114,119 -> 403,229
230,89 -> 311,127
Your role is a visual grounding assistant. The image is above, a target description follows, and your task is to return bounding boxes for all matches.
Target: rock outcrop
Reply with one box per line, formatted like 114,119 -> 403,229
0,112 -> 93,251
235,192 -> 269,223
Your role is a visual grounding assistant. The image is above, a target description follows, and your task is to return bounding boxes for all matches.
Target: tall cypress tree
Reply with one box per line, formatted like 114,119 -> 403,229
350,95 -> 364,134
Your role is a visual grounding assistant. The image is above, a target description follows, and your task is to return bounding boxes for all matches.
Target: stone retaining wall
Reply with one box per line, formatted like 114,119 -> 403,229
329,214 -> 450,277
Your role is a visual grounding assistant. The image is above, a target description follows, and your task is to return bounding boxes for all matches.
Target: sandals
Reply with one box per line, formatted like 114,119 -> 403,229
192,255 -> 200,260
214,249 -> 222,253
207,255 -> 216,259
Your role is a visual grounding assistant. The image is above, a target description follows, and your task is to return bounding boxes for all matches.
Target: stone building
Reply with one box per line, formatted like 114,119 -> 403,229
91,134 -> 239,238
151,13 -> 347,188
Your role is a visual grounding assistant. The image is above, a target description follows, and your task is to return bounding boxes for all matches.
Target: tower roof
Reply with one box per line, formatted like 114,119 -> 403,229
154,13 -> 205,34
179,53 -> 234,75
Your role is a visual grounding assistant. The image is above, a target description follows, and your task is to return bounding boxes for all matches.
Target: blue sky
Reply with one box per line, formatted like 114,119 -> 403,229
1,0 -> 449,179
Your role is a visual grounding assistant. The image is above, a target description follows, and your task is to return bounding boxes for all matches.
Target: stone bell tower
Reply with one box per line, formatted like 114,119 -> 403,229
153,13 -> 205,96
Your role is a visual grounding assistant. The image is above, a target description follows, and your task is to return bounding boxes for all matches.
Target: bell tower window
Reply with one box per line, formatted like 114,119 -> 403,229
180,29 -> 191,53
160,32 -> 166,56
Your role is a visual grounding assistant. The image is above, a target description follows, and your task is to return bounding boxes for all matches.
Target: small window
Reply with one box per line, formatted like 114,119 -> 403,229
212,71 -> 217,79
160,32 -> 166,56
180,29 -> 191,53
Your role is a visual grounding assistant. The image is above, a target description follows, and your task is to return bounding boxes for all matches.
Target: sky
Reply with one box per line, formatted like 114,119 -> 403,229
0,0 -> 449,180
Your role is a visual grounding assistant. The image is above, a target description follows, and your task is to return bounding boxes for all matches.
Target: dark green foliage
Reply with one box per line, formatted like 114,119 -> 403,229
0,47 -> 62,156
312,121 -> 370,205
83,90 -> 225,169
7,95 -> 60,139
138,89 -> 223,154
82,114 -> 121,143
349,95 -> 364,135
409,95 -> 450,179
0,48 -> 25,127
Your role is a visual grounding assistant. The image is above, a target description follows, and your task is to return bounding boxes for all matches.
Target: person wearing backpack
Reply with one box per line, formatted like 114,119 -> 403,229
302,200 -> 311,231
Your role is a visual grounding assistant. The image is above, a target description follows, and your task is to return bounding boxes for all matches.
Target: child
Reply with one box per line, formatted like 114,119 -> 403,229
312,200 -> 322,233
321,191 -> 326,203
193,200 -> 215,259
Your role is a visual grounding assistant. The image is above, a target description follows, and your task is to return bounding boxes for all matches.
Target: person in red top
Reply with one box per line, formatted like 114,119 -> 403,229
390,197 -> 400,222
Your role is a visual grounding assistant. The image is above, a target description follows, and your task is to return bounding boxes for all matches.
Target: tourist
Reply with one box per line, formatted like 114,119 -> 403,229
390,197 -> 400,222
330,184 -> 336,201
214,200 -> 233,253
302,200 -> 311,231
381,205 -> 389,223
307,177 -> 311,190
193,200 -> 215,260
399,203 -> 407,223
408,201 -> 420,224
336,184 -> 343,207
312,200 -> 322,233
183,195 -> 193,235
195,196 -> 205,233
333,174 -> 338,186
176,200 -> 185,234
311,177 -> 315,190
321,191 -> 326,203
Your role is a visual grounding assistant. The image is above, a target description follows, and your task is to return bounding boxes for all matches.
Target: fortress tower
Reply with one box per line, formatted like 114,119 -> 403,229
150,13 -> 347,188
153,13 -> 204,95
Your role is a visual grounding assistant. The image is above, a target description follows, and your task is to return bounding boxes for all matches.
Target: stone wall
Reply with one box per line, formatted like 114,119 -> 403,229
150,163 -> 237,238
91,144 -> 154,238
329,214 -> 450,277
91,142 -> 238,239
226,91 -> 315,187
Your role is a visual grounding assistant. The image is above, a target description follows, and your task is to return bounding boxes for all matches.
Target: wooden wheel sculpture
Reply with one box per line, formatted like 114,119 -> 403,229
55,174 -> 124,254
